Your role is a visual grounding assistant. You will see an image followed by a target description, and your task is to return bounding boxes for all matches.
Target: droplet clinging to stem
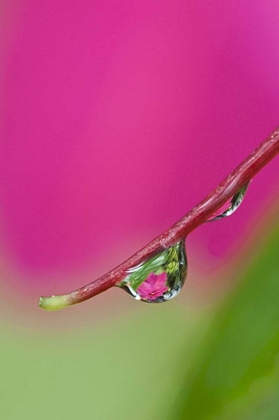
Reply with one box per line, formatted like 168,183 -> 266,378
120,241 -> 187,303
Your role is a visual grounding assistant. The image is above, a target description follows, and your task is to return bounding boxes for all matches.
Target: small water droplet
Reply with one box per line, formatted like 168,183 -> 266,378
207,182 -> 250,221
119,241 -> 187,303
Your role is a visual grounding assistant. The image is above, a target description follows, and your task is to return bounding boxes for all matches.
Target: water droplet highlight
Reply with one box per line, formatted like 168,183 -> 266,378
119,241 -> 187,303
207,182 -> 250,221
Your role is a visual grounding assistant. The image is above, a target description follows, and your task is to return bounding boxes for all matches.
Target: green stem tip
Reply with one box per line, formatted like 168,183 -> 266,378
39,294 -> 72,311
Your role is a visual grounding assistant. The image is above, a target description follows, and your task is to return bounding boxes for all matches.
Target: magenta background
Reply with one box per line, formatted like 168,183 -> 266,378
1,1 -> 279,295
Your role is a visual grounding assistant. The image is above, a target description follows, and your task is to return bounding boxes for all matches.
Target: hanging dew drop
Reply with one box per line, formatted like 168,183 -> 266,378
207,181 -> 250,221
119,241 -> 187,303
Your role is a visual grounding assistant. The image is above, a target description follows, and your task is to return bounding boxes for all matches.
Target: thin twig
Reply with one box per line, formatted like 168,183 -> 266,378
39,127 -> 279,310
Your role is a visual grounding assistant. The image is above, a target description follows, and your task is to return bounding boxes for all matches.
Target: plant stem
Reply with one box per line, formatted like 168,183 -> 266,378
39,127 -> 279,310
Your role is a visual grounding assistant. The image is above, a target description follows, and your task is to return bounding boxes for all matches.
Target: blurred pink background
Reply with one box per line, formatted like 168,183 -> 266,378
1,1 -> 279,307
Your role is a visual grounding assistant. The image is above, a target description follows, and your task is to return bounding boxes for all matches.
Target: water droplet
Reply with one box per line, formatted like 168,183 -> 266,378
119,241 -> 187,303
207,182 -> 250,221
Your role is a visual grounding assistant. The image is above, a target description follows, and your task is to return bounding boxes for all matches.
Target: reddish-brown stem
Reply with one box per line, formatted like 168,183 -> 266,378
39,127 -> 279,310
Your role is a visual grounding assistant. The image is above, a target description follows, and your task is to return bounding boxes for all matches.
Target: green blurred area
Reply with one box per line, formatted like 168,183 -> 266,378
0,212 -> 279,420
171,215 -> 279,420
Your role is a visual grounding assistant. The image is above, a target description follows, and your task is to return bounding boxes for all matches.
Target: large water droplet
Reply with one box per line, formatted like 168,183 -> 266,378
207,182 -> 250,221
119,241 -> 187,303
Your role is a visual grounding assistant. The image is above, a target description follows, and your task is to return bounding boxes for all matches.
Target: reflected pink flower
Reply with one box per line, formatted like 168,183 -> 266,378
137,272 -> 168,300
